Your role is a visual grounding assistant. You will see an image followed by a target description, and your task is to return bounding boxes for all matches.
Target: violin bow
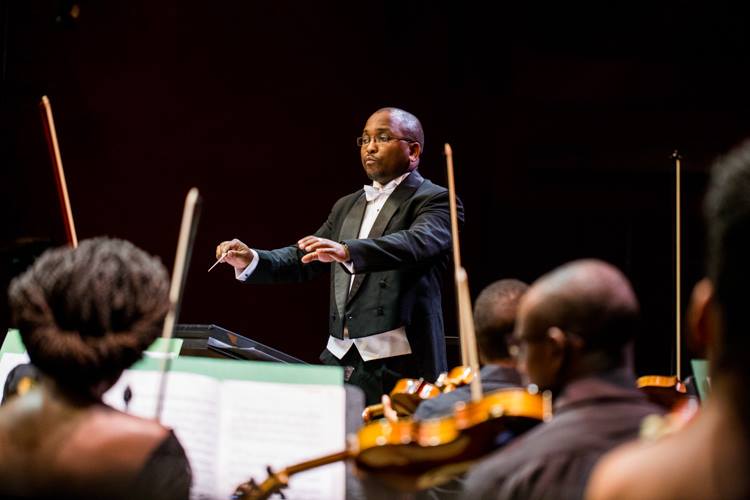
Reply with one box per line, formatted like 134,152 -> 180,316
635,152 -> 687,397
39,96 -> 78,247
445,143 -> 469,368
445,143 -> 483,402
155,188 -> 202,421
673,151 -> 682,381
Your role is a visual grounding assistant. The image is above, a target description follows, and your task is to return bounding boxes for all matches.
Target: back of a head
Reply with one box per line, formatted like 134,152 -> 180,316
7,237 -> 170,394
705,140 -> 750,376
527,259 -> 639,368
474,279 -> 529,362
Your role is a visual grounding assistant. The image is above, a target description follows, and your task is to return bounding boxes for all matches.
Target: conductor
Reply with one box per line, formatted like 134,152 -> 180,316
216,107 -> 461,404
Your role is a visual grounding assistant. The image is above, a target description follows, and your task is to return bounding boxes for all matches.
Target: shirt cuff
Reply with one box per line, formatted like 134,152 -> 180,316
342,260 -> 355,274
235,249 -> 260,281
339,241 -> 355,273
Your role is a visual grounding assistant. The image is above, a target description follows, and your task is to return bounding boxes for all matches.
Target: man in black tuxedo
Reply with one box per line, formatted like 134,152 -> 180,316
216,107 -> 461,404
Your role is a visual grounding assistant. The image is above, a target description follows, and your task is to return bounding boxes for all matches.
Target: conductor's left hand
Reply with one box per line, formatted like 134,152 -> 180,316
298,236 -> 351,264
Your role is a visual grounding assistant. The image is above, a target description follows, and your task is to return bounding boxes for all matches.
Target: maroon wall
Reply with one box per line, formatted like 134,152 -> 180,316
4,2 -> 750,375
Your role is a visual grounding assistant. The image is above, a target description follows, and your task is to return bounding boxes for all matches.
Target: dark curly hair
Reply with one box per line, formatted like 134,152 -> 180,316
7,237 -> 170,393
474,279 -> 529,361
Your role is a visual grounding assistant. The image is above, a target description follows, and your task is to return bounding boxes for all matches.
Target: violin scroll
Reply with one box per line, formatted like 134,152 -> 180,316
232,465 -> 288,500
361,378 -> 442,423
436,366 -> 474,393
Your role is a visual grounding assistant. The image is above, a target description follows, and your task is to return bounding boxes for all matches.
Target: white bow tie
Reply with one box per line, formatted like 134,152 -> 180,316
363,184 -> 396,202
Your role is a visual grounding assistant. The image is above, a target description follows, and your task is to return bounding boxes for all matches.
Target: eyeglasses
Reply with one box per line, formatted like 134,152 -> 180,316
508,335 -> 550,361
511,327 -> 583,360
356,132 -> 417,147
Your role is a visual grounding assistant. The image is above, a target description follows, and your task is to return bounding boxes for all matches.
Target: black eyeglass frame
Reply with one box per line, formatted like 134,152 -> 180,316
356,133 -> 418,147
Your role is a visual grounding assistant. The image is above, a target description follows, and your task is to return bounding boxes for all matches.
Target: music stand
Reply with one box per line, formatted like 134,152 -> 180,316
175,323 -> 306,364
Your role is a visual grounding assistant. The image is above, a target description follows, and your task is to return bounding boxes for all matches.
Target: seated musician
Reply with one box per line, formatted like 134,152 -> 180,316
0,238 -> 192,500
462,259 -> 663,500
586,142 -> 750,500
412,279 -> 527,421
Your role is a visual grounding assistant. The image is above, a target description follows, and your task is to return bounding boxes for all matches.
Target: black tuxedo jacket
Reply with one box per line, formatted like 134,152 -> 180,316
245,170 -> 462,379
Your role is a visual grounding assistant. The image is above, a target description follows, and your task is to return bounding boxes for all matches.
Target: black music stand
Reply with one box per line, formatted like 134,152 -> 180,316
175,324 -> 306,364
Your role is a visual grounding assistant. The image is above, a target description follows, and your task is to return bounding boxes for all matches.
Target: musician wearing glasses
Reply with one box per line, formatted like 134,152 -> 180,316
216,107 -> 462,405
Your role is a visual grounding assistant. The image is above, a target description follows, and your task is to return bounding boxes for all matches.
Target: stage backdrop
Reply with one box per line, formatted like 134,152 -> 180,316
4,1 -> 750,377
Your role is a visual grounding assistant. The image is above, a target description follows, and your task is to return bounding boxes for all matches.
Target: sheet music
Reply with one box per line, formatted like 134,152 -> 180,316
105,370 -> 221,499
216,380 -> 346,500
0,352 -> 31,390
0,353 -> 346,500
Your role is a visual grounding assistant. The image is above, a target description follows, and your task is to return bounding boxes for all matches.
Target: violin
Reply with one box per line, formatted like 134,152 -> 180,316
233,144 -> 551,499
362,377 -> 442,423
436,365 -> 474,393
636,375 -> 687,409
361,367 -> 474,422
637,152 -> 689,410
234,384 -> 547,500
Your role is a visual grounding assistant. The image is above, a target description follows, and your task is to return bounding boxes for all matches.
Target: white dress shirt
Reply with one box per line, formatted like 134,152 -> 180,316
236,172 -> 413,362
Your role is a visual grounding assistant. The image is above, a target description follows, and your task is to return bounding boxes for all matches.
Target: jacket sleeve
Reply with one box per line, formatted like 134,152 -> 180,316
343,190 -> 463,274
244,202 -> 341,284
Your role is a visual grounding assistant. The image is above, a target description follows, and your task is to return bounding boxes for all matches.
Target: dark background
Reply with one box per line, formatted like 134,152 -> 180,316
3,1 -> 750,377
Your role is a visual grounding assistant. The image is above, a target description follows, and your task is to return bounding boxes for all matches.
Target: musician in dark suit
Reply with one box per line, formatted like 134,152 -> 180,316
412,279 -> 526,422
462,260 -> 663,500
217,107 -> 462,404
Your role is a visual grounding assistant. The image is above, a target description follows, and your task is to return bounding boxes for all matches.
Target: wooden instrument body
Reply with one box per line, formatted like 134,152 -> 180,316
362,364 -> 476,422
436,365 -> 474,393
362,378 -> 442,422
636,375 -> 688,409
353,387 -> 547,489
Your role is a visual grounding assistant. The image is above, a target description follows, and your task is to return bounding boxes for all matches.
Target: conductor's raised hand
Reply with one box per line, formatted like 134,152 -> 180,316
215,238 -> 253,270
298,236 -> 350,264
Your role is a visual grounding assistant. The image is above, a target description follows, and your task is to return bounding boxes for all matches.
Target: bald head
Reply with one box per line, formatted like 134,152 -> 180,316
373,107 -> 424,149
520,259 -> 639,364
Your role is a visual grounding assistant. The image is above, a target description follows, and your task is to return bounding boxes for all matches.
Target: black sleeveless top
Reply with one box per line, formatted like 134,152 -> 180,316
129,430 -> 192,500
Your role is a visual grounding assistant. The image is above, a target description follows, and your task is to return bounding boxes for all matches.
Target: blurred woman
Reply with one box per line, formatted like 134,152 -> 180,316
0,237 -> 191,499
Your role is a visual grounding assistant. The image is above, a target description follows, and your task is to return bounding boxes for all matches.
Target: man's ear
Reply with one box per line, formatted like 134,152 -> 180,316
409,142 -> 421,165
543,326 -> 568,382
687,278 -> 717,357
547,326 -> 567,355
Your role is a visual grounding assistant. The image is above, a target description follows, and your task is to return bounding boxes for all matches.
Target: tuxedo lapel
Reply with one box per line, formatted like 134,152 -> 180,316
347,170 -> 425,303
334,192 -> 367,318
366,170 -> 424,240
